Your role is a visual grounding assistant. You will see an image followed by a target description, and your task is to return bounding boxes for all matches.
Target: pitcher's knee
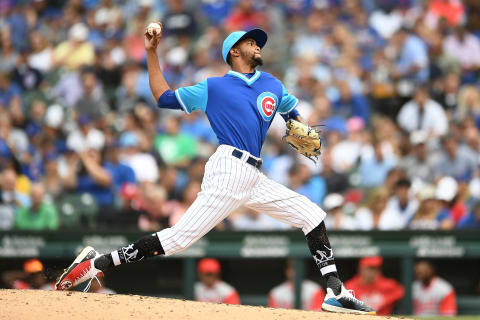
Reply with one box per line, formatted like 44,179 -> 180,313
301,205 -> 326,234
157,227 -> 198,256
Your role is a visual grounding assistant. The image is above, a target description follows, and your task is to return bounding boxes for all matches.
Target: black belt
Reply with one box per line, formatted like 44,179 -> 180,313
232,149 -> 262,169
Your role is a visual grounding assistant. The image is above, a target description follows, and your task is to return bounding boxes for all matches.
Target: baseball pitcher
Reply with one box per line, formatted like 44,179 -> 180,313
55,25 -> 374,315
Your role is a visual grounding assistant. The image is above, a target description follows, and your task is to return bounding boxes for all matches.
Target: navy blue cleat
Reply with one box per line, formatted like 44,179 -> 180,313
322,285 -> 376,315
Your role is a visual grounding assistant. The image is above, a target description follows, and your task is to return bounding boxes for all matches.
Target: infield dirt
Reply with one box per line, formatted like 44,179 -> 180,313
0,289 -> 410,320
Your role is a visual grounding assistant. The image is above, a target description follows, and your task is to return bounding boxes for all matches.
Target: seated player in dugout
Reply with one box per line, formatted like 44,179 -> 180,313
55,24 -> 374,315
194,258 -> 240,305
2,259 -> 53,290
268,259 -> 325,311
344,256 -> 404,315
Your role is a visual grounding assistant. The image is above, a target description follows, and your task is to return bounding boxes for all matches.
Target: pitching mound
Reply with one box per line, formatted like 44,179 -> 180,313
0,289 -> 409,320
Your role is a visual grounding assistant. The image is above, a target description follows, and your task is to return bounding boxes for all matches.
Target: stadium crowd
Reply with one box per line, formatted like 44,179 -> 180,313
0,0 -> 480,231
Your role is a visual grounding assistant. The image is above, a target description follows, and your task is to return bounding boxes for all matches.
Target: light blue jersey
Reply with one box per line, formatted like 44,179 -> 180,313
174,70 -> 298,157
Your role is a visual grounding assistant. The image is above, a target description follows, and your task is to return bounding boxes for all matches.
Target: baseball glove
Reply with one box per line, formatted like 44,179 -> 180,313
283,119 -> 322,163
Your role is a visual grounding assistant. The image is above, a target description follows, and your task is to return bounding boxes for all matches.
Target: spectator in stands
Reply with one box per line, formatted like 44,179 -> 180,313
52,22 -> 94,70
413,260 -> 457,316
15,183 -> 58,230
458,201 -> 480,228
369,2 -> 403,39
1,259 -> 52,290
425,0 -> 465,30
331,81 -> 370,123
12,49 -> 43,92
0,167 -> 30,209
400,131 -> 435,183
434,176 -> 465,228
0,27 -> 18,73
163,0 -> 197,38
268,259 -> 325,311
358,139 -> 397,188
63,147 -> 114,208
443,26 -> 480,77
355,188 -> 404,230
118,131 -> 159,184
397,86 -> 448,137
66,114 -> 105,153
137,184 -> 168,231
434,135 -> 478,181
103,142 -> 136,194
409,186 -> 442,230
321,150 -> 350,194
194,258 -> 240,304
28,30 -> 53,73
345,256 -> 404,315
455,86 -> 480,128
390,28 -> 429,83
166,180 -> 201,226
0,110 -> 28,158
224,0 -> 267,33
323,193 -> 356,230
0,72 -> 21,109
154,115 -> 198,167
288,163 -> 326,205
386,178 -> 419,228
75,67 -> 109,120
41,153 -> 64,200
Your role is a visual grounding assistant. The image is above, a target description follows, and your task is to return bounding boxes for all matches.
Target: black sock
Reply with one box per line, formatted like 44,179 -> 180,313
94,233 -> 165,272
306,222 -> 342,295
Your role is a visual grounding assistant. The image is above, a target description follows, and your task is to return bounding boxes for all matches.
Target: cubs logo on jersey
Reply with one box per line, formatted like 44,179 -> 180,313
256,92 -> 278,121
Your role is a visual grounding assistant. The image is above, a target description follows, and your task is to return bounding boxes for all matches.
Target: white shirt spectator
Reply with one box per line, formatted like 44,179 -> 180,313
8,128 -> 29,156
66,128 -> 105,152
397,99 -> 448,136
443,33 -> 480,69
28,47 -> 53,73
369,9 -> 403,39
120,153 -> 159,183
355,207 -> 404,230
386,196 -> 419,228
330,140 -> 362,173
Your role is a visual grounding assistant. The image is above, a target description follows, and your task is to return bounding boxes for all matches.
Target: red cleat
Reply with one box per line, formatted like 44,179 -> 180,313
55,246 -> 103,291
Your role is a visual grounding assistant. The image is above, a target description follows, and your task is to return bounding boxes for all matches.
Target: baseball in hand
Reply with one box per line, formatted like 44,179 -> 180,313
147,22 -> 162,36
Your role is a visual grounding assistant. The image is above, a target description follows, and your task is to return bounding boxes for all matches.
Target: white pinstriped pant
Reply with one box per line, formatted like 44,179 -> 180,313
157,145 -> 326,256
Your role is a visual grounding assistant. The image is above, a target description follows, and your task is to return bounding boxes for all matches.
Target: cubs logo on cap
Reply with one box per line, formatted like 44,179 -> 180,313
257,92 -> 278,121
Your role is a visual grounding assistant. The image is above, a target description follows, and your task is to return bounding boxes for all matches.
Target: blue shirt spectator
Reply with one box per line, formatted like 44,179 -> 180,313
104,162 -> 136,193
395,31 -> 429,83
457,204 -> 480,229
359,144 -> 397,188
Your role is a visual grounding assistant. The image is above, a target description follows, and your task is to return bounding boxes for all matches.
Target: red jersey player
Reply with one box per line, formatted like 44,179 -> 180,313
194,258 -> 240,305
345,256 -> 404,315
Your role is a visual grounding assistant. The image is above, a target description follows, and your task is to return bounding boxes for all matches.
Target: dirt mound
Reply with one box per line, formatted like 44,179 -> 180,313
0,289 -> 409,320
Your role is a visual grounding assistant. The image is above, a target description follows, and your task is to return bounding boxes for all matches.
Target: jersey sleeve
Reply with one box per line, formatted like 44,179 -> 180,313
223,290 -> 241,305
439,290 -> 457,316
278,84 -> 299,114
174,80 -> 208,114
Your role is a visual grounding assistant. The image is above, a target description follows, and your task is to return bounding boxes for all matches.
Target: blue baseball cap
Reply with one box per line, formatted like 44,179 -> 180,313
222,28 -> 268,63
